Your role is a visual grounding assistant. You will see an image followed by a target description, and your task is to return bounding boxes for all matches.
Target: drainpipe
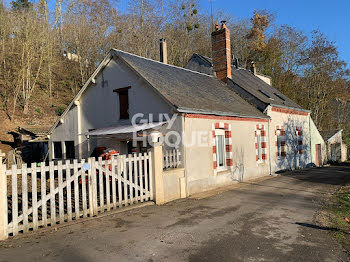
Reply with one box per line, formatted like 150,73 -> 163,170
309,113 -> 312,165
267,117 -> 272,175
75,100 -> 82,159
264,106 -> 272,175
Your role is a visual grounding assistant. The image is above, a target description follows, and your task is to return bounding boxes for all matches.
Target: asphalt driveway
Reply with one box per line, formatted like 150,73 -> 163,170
0,167 -> 350,262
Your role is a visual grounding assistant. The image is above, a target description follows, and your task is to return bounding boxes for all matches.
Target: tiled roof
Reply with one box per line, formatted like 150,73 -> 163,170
114,50 -> 267,119
18,126 -> 51,136
320,129 -> 342,141
185,54 -> 303,111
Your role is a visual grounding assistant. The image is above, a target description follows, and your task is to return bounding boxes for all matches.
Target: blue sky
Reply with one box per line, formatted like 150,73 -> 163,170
201,0 -> 350,66
5,0 -> 349,66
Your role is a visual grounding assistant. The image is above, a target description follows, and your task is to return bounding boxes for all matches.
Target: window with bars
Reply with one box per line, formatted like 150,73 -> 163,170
296,128 -> 303,154
276,128 -> 286,158
276,135 -> 282,157
215,129 -> 226,171
257,133 -> 262,161
255,125 -> 267,162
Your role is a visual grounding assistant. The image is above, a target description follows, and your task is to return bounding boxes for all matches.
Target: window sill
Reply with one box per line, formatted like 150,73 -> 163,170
256,160 -> 266,166
217,169 -> 231,176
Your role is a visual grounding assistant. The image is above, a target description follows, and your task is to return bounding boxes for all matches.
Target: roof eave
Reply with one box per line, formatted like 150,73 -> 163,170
267,104 -> 310,114
176,108 -> 270,120
328,129 -> 343,142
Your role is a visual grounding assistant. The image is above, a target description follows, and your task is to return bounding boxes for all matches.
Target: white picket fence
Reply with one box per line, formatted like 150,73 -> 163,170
163,149 -> 181,169
3,153 -> 153,237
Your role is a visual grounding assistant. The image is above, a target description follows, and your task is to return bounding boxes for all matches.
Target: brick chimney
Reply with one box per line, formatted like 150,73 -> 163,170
211,21 -> 231,83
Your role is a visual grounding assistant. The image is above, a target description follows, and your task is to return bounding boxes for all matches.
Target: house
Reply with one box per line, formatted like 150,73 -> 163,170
320,129 -> 348,162
186,55 -> 327,168
48,21 -> 322,196
185,26 -> 326,172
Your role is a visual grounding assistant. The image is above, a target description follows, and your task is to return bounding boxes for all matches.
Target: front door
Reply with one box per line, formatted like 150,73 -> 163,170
315,144 -> 322,166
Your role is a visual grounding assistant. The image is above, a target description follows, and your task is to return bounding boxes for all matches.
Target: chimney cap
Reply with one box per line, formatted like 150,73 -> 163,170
220,20 -> 227,29
250,61 -> 256,75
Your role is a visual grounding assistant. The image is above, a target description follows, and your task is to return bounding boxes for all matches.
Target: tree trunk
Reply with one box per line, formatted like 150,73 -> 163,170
23,101 -> 29,115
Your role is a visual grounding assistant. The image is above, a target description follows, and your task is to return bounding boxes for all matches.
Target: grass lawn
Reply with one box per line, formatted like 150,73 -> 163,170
327,185 -> 350,252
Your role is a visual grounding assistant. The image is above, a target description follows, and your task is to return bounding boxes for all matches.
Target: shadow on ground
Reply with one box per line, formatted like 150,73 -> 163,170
281,167 -> 350,186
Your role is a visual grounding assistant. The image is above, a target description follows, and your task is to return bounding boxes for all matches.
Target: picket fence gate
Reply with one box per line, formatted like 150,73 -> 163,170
3,153 -> 153,237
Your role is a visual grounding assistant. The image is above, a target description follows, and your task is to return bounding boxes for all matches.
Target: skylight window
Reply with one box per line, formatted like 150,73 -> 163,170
259,89 -> 273,99
274,93 -> 286,101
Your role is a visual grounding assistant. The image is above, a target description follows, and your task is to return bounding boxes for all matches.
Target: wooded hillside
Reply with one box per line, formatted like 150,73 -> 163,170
0,0 -> 349,148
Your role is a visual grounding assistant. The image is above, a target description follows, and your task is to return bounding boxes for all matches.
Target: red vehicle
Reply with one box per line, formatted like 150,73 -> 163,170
100,148 -> 119,172
100,148 -> 119,161
79,147 -> 119,184
92,147 -> 119,161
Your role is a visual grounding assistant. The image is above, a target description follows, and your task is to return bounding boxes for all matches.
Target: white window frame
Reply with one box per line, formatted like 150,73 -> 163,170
295,130 -> 303,155
276,132 -> 282,159
256,132 -> 262,162
215,129 -> 227,172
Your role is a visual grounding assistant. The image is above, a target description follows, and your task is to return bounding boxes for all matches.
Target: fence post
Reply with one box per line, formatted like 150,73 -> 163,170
90,157 -> 98,216
150,144 -> 165,205
0,150 -> 8,240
